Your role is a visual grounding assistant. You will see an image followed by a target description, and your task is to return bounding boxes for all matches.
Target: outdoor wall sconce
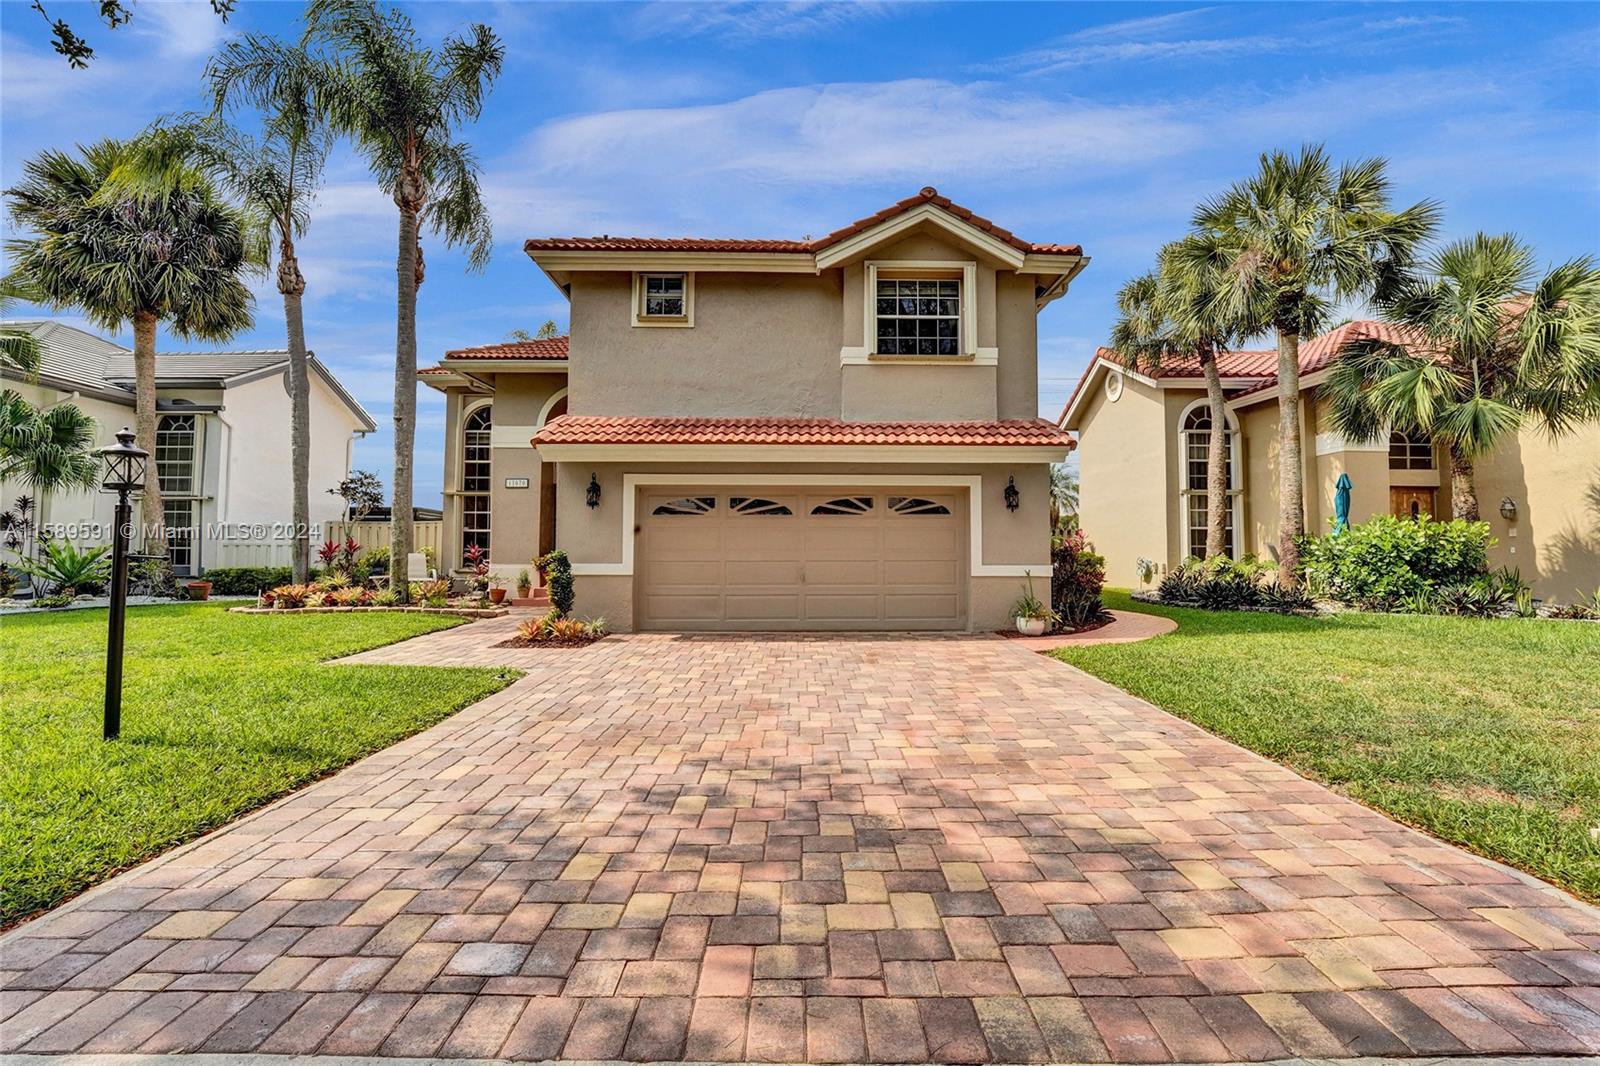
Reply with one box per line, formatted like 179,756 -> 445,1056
1499,496 -> 1517,521
586,473 -> 602,509
1004,475 -> 1020,512
98,427 -> 149,741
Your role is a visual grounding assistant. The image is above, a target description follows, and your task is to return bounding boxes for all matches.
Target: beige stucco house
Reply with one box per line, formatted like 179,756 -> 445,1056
2,320 -> 375,576
421,188 -> 1084,631
1060,320 -> 1600,600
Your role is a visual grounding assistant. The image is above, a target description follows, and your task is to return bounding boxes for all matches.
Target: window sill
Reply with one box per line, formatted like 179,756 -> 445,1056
632,316 -> 693,329
867,351 -> 977,363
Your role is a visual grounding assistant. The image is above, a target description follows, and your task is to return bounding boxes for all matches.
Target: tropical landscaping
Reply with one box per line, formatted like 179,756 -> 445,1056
1056,590 -> 1600,902
0,604 -> 515,925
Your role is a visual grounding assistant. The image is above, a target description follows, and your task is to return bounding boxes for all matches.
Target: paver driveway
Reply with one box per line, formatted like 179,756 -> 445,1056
4,625 -> 1599,1062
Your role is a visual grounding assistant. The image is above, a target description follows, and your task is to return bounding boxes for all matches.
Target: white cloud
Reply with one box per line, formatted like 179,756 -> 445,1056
632,1 -> 896,42
523,79 -> 1200,191
131,0 -> 232,59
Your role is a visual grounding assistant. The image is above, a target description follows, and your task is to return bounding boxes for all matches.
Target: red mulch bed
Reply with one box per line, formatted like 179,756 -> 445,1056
493,634 -> 606,649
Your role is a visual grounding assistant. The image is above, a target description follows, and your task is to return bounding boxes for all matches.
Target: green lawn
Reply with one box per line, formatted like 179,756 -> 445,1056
1054,591 -> 1600,901
1,604 -> 516,925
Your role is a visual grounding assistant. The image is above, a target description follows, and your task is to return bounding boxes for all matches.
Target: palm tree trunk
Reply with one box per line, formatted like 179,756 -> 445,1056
390,198 -> 419,603
279,241 -> 312,584
1274,327 -> 1305,582
132,310 -> 164,556
1201,350 -> 1229,559
1449,445 -> 1479,521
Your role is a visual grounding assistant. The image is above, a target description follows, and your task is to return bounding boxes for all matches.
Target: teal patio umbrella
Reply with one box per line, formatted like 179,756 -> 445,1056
1334,473 -> 1353,532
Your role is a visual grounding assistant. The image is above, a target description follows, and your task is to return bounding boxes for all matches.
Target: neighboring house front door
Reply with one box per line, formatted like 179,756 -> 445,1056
1391,487 -> 1436,520
636,489 -> 965,631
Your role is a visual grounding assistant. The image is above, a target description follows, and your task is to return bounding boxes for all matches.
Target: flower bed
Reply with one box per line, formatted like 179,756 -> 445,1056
229,604 -> 507,618
494,608 -> 607,647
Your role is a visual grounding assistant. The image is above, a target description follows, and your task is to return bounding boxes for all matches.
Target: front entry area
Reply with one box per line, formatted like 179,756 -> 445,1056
636,488 -> 966,630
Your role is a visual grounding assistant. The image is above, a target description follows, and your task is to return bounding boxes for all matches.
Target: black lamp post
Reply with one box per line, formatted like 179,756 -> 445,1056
99,428 -> 148,741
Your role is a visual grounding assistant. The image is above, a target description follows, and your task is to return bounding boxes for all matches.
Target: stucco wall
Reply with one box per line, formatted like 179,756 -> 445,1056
0,381 -> 128,558
1074,372 -> 1172,589
551,459 -> 1053,631
568,272 -> 842,418
1475,420 -> 1600,600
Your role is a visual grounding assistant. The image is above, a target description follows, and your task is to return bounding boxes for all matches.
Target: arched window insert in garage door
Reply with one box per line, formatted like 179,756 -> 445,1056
651,496 -> 715,516
811,496 -> 873,515
889,496 -> 952,515
730,497 -> 793,515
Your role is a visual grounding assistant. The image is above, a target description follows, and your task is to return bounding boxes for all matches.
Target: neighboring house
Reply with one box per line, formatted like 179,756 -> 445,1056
1,320 -> 376,575
1060,320 -> 1600,600
421,187 -> 1084,631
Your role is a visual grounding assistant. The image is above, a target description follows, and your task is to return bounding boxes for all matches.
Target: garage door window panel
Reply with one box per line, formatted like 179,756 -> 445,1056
652,496 -> 716,516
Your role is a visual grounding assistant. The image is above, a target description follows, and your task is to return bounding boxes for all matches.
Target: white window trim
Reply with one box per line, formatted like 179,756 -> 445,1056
570,473 -> 1050,579
632,271 -> 694,328
1176,398 -> 1244,560
841,260 -> 996,366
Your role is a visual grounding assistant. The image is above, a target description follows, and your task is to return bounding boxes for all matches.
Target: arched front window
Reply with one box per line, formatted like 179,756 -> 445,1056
156,414 -> 197,573
1179,402 -> 1241,559
1388,430 -> 1434,470
461,404 -> 491,564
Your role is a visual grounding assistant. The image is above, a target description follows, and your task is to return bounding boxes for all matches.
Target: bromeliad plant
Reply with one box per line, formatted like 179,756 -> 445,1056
15,540 -> 111,595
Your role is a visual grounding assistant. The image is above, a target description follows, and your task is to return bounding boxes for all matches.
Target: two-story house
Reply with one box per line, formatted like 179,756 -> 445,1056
2,320 -> 376,576
421,188 -> 1084,631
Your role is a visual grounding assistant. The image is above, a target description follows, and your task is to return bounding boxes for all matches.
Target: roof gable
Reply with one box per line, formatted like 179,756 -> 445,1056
523,188 -> 1082,265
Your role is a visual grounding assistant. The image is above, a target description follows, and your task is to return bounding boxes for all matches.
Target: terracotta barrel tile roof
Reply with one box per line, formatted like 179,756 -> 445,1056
525,188 -> 1083,258
443,336 -> 569,360
1094,345 -> 1278,379
535,415 -> 1075,448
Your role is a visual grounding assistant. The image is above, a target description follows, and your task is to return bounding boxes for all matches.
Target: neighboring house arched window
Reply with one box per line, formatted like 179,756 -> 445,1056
461,404 -> 491,564
1178,401 -> 1241,559
1388,430 -> 1434,470
156,413 -> 197,574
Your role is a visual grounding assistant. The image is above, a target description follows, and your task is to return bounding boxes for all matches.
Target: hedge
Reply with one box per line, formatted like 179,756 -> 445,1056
201,566 -> 293,595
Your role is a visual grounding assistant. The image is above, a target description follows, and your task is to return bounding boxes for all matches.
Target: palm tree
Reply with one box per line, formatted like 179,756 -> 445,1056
4,139 -> 258,554
1325,234 -> 1600,520
129,40 -> 331,583
1193,145 -> 1438,580
301,0 -> 503,600
1049,463 -> 1079,532
1,280 -> 43,375
0,389 -> 99,567
1109,245 -> 1245,559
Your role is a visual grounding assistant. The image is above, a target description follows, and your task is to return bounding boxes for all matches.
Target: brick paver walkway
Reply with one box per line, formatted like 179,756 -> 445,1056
4,629 -> 1598,1061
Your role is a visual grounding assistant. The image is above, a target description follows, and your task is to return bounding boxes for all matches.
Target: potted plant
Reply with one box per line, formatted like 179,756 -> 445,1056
516,569 -> 532,598
1011,572 -> 1053,636
185,578 -> 213,600
489,576 -> 507,604
534,554 -> 550,586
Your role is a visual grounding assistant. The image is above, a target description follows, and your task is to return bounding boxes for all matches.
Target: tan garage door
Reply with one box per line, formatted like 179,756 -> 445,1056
637,489 -> 966,631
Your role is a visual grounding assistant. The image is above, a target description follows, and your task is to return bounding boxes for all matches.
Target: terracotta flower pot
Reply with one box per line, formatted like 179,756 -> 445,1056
489,587 -> 507,604
186,580 -> 213,601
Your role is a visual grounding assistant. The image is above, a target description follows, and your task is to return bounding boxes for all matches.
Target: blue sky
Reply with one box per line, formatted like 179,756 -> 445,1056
4,1 -> 1597,505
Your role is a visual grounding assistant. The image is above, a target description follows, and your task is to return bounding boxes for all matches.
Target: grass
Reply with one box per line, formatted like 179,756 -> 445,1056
1,603 -> 517,925
1053,590 -> 1600,902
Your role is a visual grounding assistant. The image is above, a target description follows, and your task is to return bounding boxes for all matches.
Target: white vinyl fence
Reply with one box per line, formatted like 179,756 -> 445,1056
206,520 -> 443,571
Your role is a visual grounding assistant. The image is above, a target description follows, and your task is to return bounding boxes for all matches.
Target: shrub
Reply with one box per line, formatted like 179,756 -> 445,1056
31,592 -> 74,608
16,540 -> 111,595
372,586 -> 400,607
1051,530 -> 1109,628
412,579 -> 451,607
541,549 -> 574,615
0,562 -> 15,598
203,566 -> 292,595
517,608 -> 605,642
269,583 -> 315,608
358,546 -> 389,573
1300,515 -> 1492,608
131,558 -> 179,597
1157,555 -> 1307,615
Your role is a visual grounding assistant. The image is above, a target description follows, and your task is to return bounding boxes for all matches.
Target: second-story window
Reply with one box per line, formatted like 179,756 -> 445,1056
640,274 -> 686,318
1389,430 -> 1434,470
876,277 -> 960,356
